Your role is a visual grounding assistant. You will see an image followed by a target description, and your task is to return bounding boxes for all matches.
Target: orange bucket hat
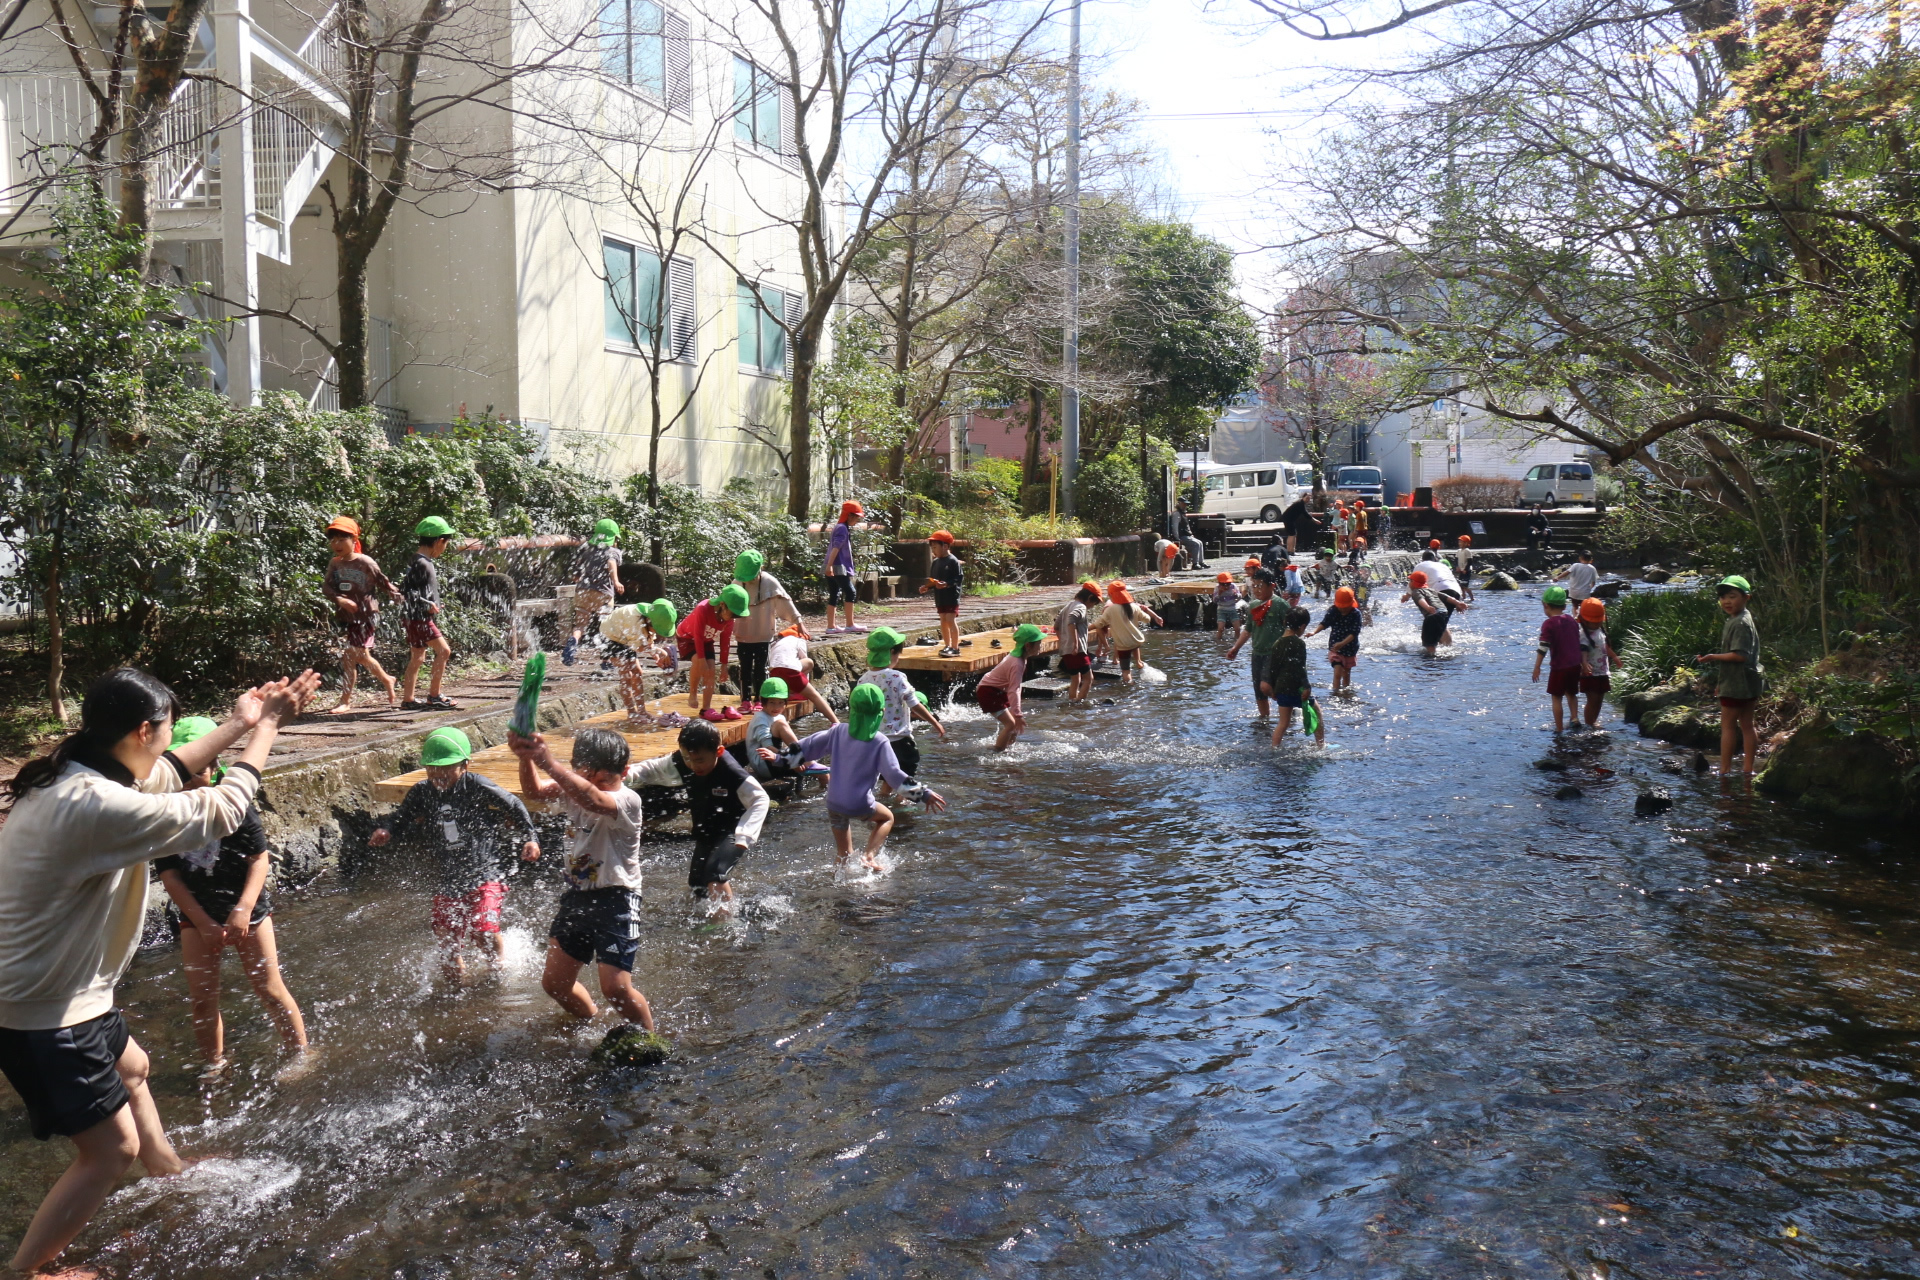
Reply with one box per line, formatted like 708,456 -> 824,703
1353,536 -> 1367,548
1107,580 -> 1133,603
929,529 -> 954,544
839,501 -> 864,522
1579,597 -> 1607,625
325,515 -> 363,553
1458,534 -> 1472,545
1428,538 -> 1442,549
1079,579 -> 1103,596
1334,586 -> 1356,608
1244,557 -> 1260,570
1215,572 -> 1232,583
1408,570 -> 1428,587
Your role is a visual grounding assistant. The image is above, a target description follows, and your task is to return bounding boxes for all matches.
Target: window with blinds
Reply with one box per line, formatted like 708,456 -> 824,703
601,0 -> 691,114
733,55 -> 788,155
738,279 -> 790,374
607,238 -> 696,361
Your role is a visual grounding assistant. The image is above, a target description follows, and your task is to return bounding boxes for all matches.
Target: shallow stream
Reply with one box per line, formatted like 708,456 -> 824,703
4,591 -> 1918,1278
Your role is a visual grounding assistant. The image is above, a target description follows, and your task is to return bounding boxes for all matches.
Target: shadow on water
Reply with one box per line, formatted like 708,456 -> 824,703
7,591 -> 1920,1276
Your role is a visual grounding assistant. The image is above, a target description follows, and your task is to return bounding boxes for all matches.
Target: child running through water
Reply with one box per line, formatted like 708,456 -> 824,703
920,530 -> 965,656
1532,586 -> 1582,731
1213,572 -> 1243,639
1093,581 -> 1162,685
797,685 -> 947,874
678,583 -> 748,722
974,623 -> 1045,752
509,727 -> 657,1031
858,627 -> 947,777
1577,597 -> 1619,727
1055,581 -> 1101,702
1308,586 -> 1365,694
154,717 -> 308,1074
625,720 -> 769,916
368,727 -> 540,981
1264,608 -> 1325,748
1225,569 -> 1282,719
400,516 -> 458,709
322,516 -> 400,712
1403,570 -> 1450,658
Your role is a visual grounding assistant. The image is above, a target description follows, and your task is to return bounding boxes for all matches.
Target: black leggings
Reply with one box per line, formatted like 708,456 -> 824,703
737,642 -> 769,700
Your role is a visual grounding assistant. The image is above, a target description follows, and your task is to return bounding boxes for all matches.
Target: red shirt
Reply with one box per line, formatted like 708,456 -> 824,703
677,600 -> 734,667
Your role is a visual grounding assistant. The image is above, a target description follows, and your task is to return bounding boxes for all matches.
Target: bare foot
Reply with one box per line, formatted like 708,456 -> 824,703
381,674 -> 398,706
273,1045 -> 321,1085
324,700 -> 353,715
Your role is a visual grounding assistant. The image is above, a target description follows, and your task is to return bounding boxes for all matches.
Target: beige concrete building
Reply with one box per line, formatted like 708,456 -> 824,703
1,0 -> 823,497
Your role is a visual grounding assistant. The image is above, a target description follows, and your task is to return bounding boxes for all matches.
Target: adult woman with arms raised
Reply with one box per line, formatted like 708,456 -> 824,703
0,665 -> 318,1277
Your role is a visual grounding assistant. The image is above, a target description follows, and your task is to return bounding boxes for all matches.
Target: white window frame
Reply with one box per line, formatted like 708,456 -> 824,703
606,237 -> 696,363
600,0 -> 691,115
732,55 -> 793,157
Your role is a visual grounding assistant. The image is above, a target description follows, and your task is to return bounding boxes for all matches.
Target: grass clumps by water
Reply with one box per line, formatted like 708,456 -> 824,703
1606,590 -> 1724,696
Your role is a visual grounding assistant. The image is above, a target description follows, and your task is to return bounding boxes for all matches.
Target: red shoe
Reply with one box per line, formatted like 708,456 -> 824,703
700,708 -> 723,722
718,706 -> 743,721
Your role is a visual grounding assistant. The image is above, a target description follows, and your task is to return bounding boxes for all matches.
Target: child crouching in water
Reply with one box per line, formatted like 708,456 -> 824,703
797,684 -> 947,873
509,727 -> 656,1031
974,623 -> 1044,752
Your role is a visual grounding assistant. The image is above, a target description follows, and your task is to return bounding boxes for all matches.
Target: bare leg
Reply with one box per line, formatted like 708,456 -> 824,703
863,803 -> 895,869
541,942 -> 597,1018
239,919 -> 308,1051
330,652 -> 358,712
1270,706 -> 1294,747
803,684 -> 838,725
402,648 -> 427,703
993,713 -> 1019,752
1739,710 -> 1759,780
428,636 -> 452,698
178,926 -> 227,1066
1583,691 -> 1603,726
832,824 -> 855,867
119,1037 -> 181,1175
7,1107 -> 140,1273
597,966 -> 655,1030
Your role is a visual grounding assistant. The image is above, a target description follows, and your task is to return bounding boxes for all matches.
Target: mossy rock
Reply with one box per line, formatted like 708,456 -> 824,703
1620,683 -> 1691,724
1483,571 -> 1519,591
1638,702 -> 1720,749
1757,712 -> 1913,820
592,1025 -> 674,1067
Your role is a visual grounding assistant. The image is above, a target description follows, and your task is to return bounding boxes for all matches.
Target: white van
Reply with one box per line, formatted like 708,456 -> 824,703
1521,462 -> 1594,506
1199,463 -> 1311,523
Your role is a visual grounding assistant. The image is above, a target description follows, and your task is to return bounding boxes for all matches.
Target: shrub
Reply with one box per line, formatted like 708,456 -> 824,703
1608,589 -> 1725,695
615,476 -> 812,606
1073,454 -> 1146,536
1431,473 -> 1522,510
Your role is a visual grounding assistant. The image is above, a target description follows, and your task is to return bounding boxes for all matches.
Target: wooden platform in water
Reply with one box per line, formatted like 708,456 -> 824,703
893,625 -> 1059,675
371,694 -> 751,808
1157,580 -> 1220,597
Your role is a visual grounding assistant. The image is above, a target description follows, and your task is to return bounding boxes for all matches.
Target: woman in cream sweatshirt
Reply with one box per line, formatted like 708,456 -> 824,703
0,665 -> 316,1275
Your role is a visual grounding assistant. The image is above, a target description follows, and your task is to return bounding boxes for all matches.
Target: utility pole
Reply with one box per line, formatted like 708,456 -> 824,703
1061,0 -> 1081,516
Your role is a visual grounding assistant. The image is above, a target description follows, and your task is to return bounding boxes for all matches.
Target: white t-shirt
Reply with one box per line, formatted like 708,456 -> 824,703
1565,561 -> 1599,599
858,667 -> 918,738
768,634 -> 808,672
561,786 -> 645,892
601,604 -> 645,647
1581,626 -> 1611,677
1419,557 -> 1460,594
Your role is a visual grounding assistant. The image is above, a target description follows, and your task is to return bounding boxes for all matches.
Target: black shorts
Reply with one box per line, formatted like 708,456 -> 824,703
933,588 -> 961,615
604,640 -> 638,664
0,1009 -> 131,1141
167,892 -> 272,938
1420,611 -> 1449,647
1249,652 -> 1269,693
1059,653 -> 1091,674
549,887 -> 642,972
826,573 -> 856,607
687,838 -> 746,895
1116,648 -> 1139,671
888,733 -> 920,776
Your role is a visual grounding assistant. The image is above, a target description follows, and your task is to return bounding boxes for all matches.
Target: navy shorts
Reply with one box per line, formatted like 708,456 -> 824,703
888,733 -> 920,776
0,1009 -> 131,1141
688,838 -> 746,894
549,887 -> 642,972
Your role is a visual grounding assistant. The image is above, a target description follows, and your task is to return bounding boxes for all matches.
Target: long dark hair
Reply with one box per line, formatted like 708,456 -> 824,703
8,668 -> 181,797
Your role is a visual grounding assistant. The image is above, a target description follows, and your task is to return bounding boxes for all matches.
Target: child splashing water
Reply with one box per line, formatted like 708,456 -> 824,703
626,720 -> 769,917
974,623 -> 1045,752
797,685 -> 947,875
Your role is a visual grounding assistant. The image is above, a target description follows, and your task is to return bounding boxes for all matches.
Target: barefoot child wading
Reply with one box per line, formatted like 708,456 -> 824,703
1697,574 -> 1763,783
1306,586 -> 1364,695
322,516 -> 400,712
154,717 -> 308,1073
1532,586 -> 1582,731
510,728 -> 658,1031
368,727 -> 540,981
858,626 -> 948,776
974,623 -> 1045,752
797,685 -> 947,873
625,720 -> 770,915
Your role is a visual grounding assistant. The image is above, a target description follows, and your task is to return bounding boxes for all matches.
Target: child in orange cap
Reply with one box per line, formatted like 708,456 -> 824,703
1055,581 -> 1103,701
824,501 -> 864,634
1091,581 -> 1162,685
321,516 -> 401,712
1213,571 -> 1243,639
1577,596 -> 1618,727
1307,585 -> 1364,693
918,530 -> 965,655
1402,569 -> 1450,657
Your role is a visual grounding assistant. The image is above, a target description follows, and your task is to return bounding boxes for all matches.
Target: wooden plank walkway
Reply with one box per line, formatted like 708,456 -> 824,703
892,625 -> 1059,675
372,694 -> 751,808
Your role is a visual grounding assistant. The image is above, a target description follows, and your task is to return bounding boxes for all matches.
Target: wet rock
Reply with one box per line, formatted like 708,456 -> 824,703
1659,756 -> 1687,774
1692,751 -> 1711,773
1509,566 -> 1536,582
1639,701 -> 1720,748
1756,712 -> 1916,820
1554,785 -> 1584,799
1533,757 -> 1569,772
593,1024 -> 674,1067
1593,579 -> 1629,598
618,561 -> 666,602
1642,566 -> 1672,583
1635,788 -> 1674,816
1620,683 -> 1691,724
1484,571 -> 1519,591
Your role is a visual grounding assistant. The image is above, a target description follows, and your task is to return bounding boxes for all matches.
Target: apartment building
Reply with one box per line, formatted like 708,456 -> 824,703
0,0 -> 824,495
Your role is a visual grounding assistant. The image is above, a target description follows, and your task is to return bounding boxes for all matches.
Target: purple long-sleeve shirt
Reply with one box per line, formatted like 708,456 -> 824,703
825,521 -> 855,575
798,723 -> 923,815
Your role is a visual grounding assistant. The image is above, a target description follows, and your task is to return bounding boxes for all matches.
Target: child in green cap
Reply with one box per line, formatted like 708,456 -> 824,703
1697,574 -> 1762,784
796,684 -> 947,874
746,677 -> 811,783
153,716 -> 309,1074
677,584 -> 750,722
731,549 -> 805,712
564,518 -> 624,667
1532,585 -> 1582,732
974,623 -> 1045,751
856,626 -> 947,782
400,516 -> 457,710
368,726 -> 540,981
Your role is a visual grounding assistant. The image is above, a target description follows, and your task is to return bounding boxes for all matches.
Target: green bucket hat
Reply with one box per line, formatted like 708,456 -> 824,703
865,626 -> 908,665
169,715 -> 219,750
420,727 -> 473,767
590,518 -> 620,547
1542,585 -> 1568,606
1012,622 -> 1044,654
914,691 -> 930,707
646,598 -> 678,636
1716,574 -> 1752,594
714,583 -> 751,616
848,683 -> 885,741
759,676 -> 789,700
415,516 -> 455,539
734,549 -> 765,582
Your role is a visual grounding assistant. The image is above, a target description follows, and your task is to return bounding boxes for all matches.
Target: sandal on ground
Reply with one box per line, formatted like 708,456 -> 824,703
426,695 -> 460,708
400,699 -> 428,711
718,706 -> 743,721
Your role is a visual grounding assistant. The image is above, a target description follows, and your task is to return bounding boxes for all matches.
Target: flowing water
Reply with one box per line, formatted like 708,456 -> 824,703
6,591 -> 1920,1278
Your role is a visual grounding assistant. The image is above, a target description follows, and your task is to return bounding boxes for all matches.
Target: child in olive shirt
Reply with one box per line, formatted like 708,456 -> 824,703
1697,574 -> 1763,783
1263,609 -> 1324,748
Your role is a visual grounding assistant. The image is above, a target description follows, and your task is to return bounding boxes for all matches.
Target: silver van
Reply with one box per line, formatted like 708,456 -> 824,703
1521,462 -> 1594,506
1199,463 -> 1310,523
